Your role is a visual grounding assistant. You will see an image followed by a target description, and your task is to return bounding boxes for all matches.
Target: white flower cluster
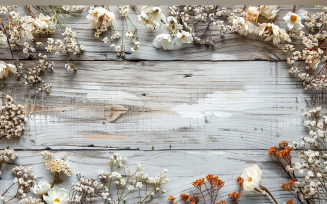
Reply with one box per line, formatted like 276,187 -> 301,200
62,5 -> 85,12
137,6 -> 166,29
290,107 -> 327,201
7,11 -> 34,42
0,95 -> 27,140
0,148 -> 18,175
70,173 -> 104,203
98,153 -> 168,203
16,53 -> 53,93
9,166 -> 36,200
118,5 -> 129,16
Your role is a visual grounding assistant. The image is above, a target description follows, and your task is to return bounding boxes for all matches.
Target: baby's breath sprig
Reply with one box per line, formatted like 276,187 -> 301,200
98,152 -> 168,204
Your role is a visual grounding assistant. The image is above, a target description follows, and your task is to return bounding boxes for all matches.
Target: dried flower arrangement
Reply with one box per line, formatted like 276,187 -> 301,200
0,151 -> 169,204
268,107 -> 327,204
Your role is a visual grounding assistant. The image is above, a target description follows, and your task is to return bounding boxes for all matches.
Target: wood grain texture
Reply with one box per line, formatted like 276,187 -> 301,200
0,60 -> 322,151
0,5 -> 324,204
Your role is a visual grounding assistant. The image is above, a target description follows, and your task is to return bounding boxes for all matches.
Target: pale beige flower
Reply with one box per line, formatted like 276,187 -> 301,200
259,5 -> 279,19
19,197 -> 43,204
246,6 -> 260,22
0,61 -> 17,79
28,13 -> 56,33
228,16 -> 254,36
256,23 -> 291,45
141,5 -> 166,23
86,7 -> 115,30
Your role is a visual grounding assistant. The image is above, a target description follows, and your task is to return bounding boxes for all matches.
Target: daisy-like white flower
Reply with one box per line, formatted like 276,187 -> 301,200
174,31 -> 193,46
283,12 -> 304,30
241,164 -> 262,193
256,23 -> 291,45
141,6 -> 166,23
153,34 -> 174,50
31,180 -> 50,196
62,5 -> 70,11
43,187 -> 69,204
0,61 -> 17,79
228,16 -> 254,36
246,6 -> 260,22
162,16 -> 183,31
259,5 -> 279,19
19,196 -> 43,204
86,7 -> 115,30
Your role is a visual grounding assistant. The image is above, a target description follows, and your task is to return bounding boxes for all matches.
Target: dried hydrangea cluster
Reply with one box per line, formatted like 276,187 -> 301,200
0,95 -> 27,140
0,166 -> 36,203
98,152 -> 168,204
286,6 -> 327,90
70,173 -> 104,203
0,148 -> 17,175
268,107 -> 327,203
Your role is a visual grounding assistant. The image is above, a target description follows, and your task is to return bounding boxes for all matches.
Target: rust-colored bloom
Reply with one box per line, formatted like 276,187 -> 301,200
281,183 -> 289,191
192,178 -> 205,188
279,141 -> 289,149
206,174 -> 225,190
286,199 -> 293,204
278,148 -> 290,159
191,196 -> 200,204
219,200 -> 227,204
228,192 -> 241,203
237,176 -> 244,185
168,195 -> 176,201
268,146 -> 277,155
180,193 -> 191,203
190,203 -> 195,204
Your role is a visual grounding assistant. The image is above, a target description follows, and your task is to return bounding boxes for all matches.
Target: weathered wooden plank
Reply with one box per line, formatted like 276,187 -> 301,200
0,5 -> 321,61
0,60 -> 321,150
0,150 -> 297,203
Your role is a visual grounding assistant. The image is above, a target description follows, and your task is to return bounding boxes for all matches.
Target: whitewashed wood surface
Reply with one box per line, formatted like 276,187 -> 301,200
0,5 -> 325,204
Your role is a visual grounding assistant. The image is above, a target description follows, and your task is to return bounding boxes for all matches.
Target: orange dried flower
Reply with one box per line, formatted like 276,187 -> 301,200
268,146 -> 277,155
278,148 -> 290,159
206,174 -> 225,190
190,203 -> 195,204
228,192 -> 241,203
219,200 -> 227,204
237,176 -> 244,185
279,141 -> 289,149
286,199 -> 293,204
288,179 -> 296,187
192,178 -> 205,188
281,183 -> 289,191
180,193 -> 191,203
168,195 -> 176,201
191,196 -> 200,204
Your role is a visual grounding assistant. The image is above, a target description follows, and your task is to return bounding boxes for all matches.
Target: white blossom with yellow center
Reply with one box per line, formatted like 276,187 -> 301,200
43,187 -> 69,204
284,12 -> 304,30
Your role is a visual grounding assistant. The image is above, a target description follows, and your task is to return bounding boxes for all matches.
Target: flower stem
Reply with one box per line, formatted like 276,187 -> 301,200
51,172 -> 60,188
259,185 -> 278,204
